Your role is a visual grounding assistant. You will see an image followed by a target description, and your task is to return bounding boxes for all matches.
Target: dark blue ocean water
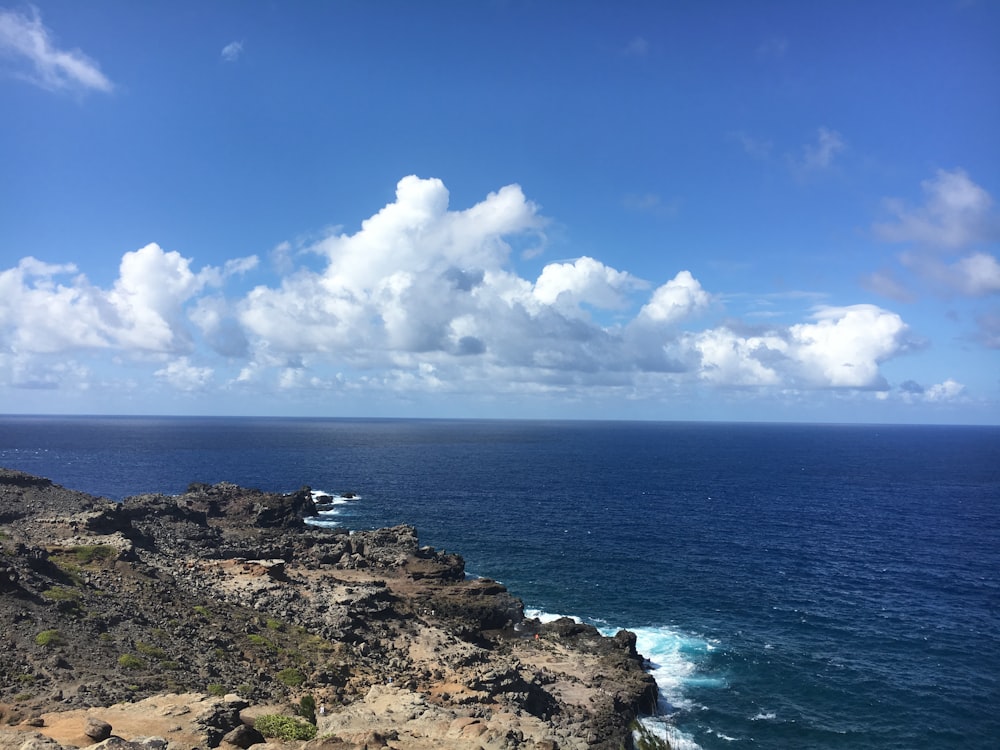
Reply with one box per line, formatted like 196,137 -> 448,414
1,416 -> 998,749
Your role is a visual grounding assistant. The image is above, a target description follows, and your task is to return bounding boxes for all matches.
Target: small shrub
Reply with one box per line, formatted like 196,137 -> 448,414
35,629 -> 62,648
71,545 -> 117,565
159,661 -> 182,670
98,633 -> 113,642
193,605 -> 210,617
41,587 -> 79,602
631,721 -> 673,750
266,618 -> 284,631
247,634 -> 277,653
207,684 -> 226,697
212,647 -> 226,660
135,641 -> 167,659
18,674 -> 35,684
118,654 -> 144,670
276,668 -> 305,688
297,694 -> 316,725
253,715 -> 317,741
237,684 -> 254,698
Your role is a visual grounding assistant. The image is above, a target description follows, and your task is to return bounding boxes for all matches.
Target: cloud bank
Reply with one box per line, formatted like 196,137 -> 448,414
0,176 -> 930,408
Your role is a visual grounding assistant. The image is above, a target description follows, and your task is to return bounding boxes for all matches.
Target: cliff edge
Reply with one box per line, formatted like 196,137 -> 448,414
0,469 -> 659,750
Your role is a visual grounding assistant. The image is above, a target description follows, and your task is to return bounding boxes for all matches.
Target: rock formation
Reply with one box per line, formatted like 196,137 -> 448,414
0,469 -> 660,749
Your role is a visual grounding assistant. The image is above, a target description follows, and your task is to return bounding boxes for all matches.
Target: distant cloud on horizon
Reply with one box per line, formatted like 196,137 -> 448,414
0,6 -> 114,94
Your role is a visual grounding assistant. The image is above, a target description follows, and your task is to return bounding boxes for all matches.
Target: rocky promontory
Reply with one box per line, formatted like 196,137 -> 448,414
0,469 -> 660,749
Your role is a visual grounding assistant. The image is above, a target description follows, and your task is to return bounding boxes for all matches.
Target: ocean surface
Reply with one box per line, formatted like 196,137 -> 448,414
1,416 -> 998,749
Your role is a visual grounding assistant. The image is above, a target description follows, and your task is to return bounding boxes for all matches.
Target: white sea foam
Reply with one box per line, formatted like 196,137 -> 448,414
524,609 -> 720,750
305,489 -> 359,527
751,710 -> 777,721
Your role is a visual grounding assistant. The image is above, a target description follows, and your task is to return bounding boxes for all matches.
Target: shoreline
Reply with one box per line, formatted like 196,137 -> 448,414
1,468 -> 661,750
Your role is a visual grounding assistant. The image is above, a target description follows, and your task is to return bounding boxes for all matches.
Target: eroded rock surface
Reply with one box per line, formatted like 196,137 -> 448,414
0,469 -> 658,749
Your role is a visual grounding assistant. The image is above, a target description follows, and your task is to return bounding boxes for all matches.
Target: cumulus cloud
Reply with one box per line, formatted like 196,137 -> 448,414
682,305 -> 911,390
924,378 -> 965,402
0,6 -> 113,93
221,40 -> 243,62
155,357 -> 213,391
638,271 -> 711,325
1,176 -> 922,400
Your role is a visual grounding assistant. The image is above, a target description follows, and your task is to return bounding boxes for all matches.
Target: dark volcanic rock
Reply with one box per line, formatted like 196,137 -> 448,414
0,469 -> 661,750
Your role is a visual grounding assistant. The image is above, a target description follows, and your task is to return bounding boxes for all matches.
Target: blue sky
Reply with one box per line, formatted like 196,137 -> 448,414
1,1 -> 998,423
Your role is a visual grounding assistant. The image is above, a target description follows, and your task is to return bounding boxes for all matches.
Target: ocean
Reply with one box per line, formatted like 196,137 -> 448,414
1,416 -> 998,749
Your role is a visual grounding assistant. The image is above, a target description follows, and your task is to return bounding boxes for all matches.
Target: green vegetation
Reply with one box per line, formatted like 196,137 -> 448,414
70,545 -> 117,565
276,667 -> 305,688
207,684 -> 227,697
266,618 -> 284,631
193,605 -> 210,617
253,715 -> 317,741
135,641 -> 167,659
159,661 -> 182,670
247,634 -> 277,653
117,654 -> 145,670
41,586 -> 79,602
296,694 -> 317,725
34,629 -> 62,647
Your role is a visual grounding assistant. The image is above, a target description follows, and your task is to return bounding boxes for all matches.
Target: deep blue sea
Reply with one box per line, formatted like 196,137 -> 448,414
1,416 -> 998,749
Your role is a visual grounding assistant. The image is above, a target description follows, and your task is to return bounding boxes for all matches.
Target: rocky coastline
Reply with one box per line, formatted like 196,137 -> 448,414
0,469 -> 660,750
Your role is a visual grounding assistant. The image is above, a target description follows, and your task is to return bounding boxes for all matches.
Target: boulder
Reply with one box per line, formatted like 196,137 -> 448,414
84,717 -> 112,742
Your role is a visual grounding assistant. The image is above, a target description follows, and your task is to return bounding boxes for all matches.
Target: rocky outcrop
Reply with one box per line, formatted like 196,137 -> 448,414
0,471 -> 660,749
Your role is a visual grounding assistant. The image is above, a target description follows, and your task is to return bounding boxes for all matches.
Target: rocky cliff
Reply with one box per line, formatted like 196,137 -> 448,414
0,469 -> 659,750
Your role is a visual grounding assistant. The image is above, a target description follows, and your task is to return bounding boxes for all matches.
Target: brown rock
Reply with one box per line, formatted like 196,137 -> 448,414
84,718 -> 112,742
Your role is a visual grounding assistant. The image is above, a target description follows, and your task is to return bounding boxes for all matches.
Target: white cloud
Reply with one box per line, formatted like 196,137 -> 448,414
788,305 -> 909,388
875,168 -> 997,250
0,6 -> 113,93
1,177 -> 924,406
221,40 -> 244,62
924,378 -> 965,402
682,305 -> 911,390
533,256 -> 645,312
952,252 -> 1000,296
155,357 -> 213,391
638,271 -> 711,325
793,127 -> 845,173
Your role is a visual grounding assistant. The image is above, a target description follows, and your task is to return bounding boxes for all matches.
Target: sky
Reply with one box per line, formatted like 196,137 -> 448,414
1,1 -> 998,424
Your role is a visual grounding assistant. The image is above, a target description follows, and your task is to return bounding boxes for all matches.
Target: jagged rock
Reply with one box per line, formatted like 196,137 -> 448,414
84,717 -> 113,741
220,724 -> 264,749
0,470 -> 662,750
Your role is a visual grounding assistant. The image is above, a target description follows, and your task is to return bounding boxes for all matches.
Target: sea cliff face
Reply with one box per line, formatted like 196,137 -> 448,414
0,469 -> 657,750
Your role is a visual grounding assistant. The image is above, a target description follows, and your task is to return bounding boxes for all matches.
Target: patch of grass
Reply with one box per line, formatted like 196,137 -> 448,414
98,632 -> 113,642
276,667 -> 306,688
35,629 -> 62,647
17,674 -> 35,684
117,654 -> 145,670
151,628 -> 168,640
41,586 -> 80,602
247,634 -> 277,653
70,545 -> 117,565
212,647 -> 227,660
253,715 -> 317,741
14,693 -> 34,702
159,661 -> 182,670
207,684 -> 227,697
135,641 -> 167,659
193,605 -> 210,617
265,618 -> 284,631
